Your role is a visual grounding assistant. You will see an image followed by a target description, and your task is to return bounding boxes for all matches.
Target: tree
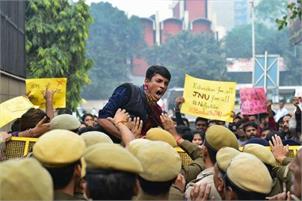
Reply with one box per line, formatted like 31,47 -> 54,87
223,0 -> 302,85
144,32 -> 227,87
82,2 -> 144,99
26,0 -> 92,111
276,0 -> 302,30
224,23 -> 292,58
255,0 -> 287,27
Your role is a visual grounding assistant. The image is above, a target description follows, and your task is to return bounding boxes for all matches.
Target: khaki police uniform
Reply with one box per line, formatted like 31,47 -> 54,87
84,143 -> 143,200
185,167 -> 221,200
33,129 -> 86,200
227,153 -> 273,195
216,147 -> 241,172
185,125 -> 239,201
243,143 -> 291,196
146,128 -> 204,183
50,114 -> 81,130
179,140 -> 205,183
128,139 -> 182,200
80,131 -> 113,147
0,158 -> 53,200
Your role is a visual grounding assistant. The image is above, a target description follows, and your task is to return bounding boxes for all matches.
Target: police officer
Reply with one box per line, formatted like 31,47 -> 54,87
185,125 -> 239,200
128,139 -> 182,200
33,129 -> 86,200
223,153 -> 273,200
0,158 -> 53,200
243,143 -> 292,196
83,143 -> 143,200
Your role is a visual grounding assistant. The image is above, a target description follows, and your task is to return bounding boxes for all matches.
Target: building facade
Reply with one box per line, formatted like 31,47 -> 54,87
0,1 -> 26,102
131,0 -> 212,77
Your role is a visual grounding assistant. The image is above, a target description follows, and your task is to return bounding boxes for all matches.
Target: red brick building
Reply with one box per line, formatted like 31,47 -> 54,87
132,18 -> 155,76
160,18 -> 183,44
132,0 -> 212,76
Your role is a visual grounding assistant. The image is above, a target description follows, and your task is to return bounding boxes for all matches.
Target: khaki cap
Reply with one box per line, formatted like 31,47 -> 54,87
227,153 -> 273,194
50,114 -> 81,130
243,143 -> 277,167
81,131 -> 113,147
0,158 -> 53,200
146,127 -> 177,147
127,139 -> 152,156
33,129 -> 85,166
84,143 -> 143,174
216,147 -> 241,172
205,125 -> 239,151
128,140 -> 181,182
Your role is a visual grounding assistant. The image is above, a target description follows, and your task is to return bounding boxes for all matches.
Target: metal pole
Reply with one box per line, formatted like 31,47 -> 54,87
264,51 -> 267,90
250,0 -> 256,86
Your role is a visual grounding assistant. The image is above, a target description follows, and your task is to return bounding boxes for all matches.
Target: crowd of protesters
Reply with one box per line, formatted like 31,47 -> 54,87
0,65 -> 301,200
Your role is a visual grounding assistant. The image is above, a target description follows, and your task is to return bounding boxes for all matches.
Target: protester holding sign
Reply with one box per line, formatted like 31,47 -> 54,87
240,87 -> 267,116
181,74 -> 236,122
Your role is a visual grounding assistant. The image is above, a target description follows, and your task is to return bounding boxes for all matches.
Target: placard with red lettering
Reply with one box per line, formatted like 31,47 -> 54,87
240,88 -> 267,115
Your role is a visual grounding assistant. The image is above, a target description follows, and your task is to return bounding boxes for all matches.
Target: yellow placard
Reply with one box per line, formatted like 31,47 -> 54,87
0,96 -> 35,128
181,74 -> 236,122
26,78 -> 67,109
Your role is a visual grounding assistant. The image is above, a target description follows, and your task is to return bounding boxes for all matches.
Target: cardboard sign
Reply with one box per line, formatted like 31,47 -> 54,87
181,74 -> 236,122
26,78 -> 67,109
240,88 -> 267,115
0,96 -> 35,128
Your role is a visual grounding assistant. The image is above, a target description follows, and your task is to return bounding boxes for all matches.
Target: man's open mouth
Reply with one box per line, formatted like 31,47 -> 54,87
156,90 -> 163,97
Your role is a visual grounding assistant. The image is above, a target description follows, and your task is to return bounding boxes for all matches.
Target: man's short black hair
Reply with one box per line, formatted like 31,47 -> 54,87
82,113 -> 94,122
45,160 -> 80,189
86,169 -> 137,200
195,117 -> 208,125
192,130 -> 205,140
259,113 -> 269,121
242,121 -> 258,132
138,176 -> 175,196
204,142 -> 217,163
145,65 -> 171,81
224,174 -> 266,200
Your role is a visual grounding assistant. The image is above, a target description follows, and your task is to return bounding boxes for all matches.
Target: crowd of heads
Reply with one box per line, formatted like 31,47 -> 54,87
0,65 -> 301,200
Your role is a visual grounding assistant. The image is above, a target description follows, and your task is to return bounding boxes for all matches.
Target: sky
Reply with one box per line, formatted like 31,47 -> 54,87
85,0 -> 173,20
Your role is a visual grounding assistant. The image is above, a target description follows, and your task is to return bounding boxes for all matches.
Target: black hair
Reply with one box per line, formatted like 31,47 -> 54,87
244,138 -> 269,146
259,113 -> 269,121
224,174 -> 267,200
195,117 -> 208,125
82,113 -> 94,122
57,108 -> 73,115
242,121 -> 258,132
171,116 -> 190,127
45,160 -> 80,190
86,169 -> 137,200
138,176 -> 175,196
11,118 -> 20,132
192,130 -> 205,141
176,125 -> 192,138
78,126 -> 98,135
205,143 -> 217,164
145,65 -> 171,81
19,108 -> 49,131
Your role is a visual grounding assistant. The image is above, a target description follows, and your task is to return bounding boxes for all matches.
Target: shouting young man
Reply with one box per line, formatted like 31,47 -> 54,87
98,65 -> 171,139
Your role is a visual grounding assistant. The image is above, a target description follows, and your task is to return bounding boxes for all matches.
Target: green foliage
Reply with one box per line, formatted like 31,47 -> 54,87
223,0 -> 302,85
82,2 -> 144,99
255,0 -> 287,26
276,0 -> 302,30
144,32 -> 227,87
224,23 -> 291,58
26,0 -> 92,111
